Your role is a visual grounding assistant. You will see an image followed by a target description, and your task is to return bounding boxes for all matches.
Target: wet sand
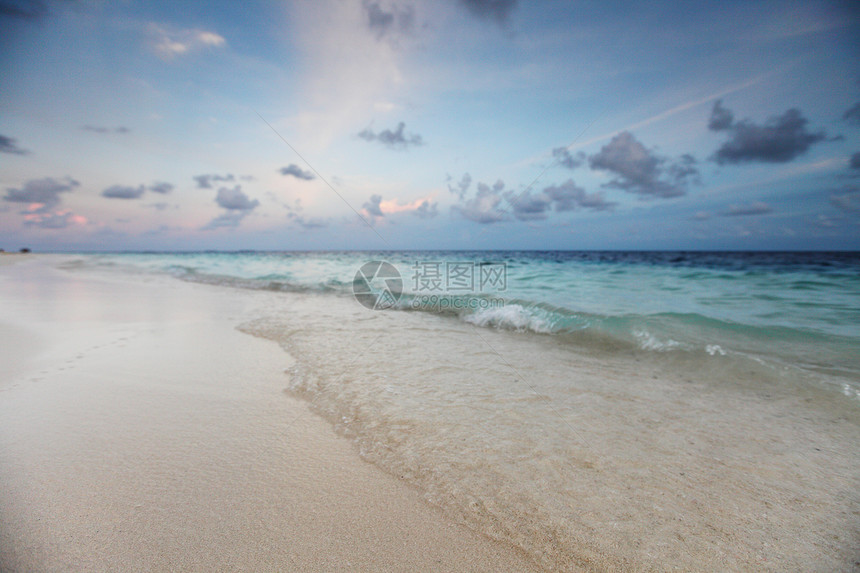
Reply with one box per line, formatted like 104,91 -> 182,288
0,257 -> 541,572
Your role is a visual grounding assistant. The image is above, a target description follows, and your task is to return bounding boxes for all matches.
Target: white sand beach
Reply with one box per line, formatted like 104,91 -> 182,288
0,256 -> 541,572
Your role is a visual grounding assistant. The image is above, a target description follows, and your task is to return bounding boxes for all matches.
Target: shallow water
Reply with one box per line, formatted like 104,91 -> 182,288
69,251 -> 860,570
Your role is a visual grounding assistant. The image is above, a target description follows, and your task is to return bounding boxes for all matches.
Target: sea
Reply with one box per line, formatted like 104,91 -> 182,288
69,250 -> 860,570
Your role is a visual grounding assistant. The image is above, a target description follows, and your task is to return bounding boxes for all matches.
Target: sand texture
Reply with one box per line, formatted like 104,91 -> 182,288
0,258 -> 540,572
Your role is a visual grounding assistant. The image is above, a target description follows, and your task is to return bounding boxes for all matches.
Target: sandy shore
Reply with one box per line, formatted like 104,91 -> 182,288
0,253 -> 34,267
0,257 -> 541,572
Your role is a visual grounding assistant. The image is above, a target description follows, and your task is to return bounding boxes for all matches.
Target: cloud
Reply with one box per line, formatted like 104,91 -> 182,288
361,193 -> 438,220
693,211 -> 711,220
144,202 -> 172,211
148,24 -> 226,60
552,147 -> 585,170
3,176 -> 78,210
3,177 -> 87,228
289,0 -> 407,150
721,202 -> 773,216
709,103 -> 828,164
844,102 -> 860,126
203,186 -> 259,230
214,186 -> 259,211
457,0 -> 517,25
450,174 -> 615,223
81,125 -> 130,135
447,172 -> 472,199
288,214 -> 329,229
588,132 -> 698,198
816,214 -> 838,228
0,134 -> 31,155
149,182 -> 173,194
363,0 -> 413,40
414,199 -> 438,218
279,164 -> 316,181
543,179 -> 616,212
102,185 -> 145,199
452,179 -> 508,223
850,152 -> 860,171
362,194 -> 384,218
830,190 -> 859,212
202,212 -> 249,230
505,180 -> 615,220
0,0 -> 48,19
194,173 -> 235,189
23,209 -> 87,229
505,190 -> 550,221
707,99 -> 734,131
358,121 -> 424,149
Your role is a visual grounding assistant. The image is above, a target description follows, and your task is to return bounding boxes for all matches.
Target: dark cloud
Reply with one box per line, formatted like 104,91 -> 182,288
414,199 -> 438,218
287,213 -> 328,229
102,185 -> 145,199
363,0 -> 413,39
543,179 -> 616,212
363,194 -> 384,218
0,134 -> 30,155
721,202 -> 773,217
279,164 -> 315,181
81,125 -> 130,135
457,0 -> 517,25
710,105 -> 827,164
202,212 -> 248,229
194,173 -> 235,189
844,103 -> 860,126
447,172 -> 472,199
3,176 -> 78,210
296,217 -> 327,229
203,186 -> 259,230
589,132 -> 697,198
830,190 -> 859,212
149,182 -> 173,194
506,180 -> 615,221
506,190 -> 550,221
215,185 -> 259,211
552,147 -> 585,170
358,122 -> 424,149
451,179 -> 508,223
667,154 -> 699,183
850,152 -> 860,170
0,0 -> 47,19
707,100 -> 734,131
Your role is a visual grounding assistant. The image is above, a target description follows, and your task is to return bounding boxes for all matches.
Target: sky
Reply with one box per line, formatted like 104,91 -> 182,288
1,0 -> 859,251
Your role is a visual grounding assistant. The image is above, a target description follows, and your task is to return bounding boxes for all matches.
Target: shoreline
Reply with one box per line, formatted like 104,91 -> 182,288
0,257 -> 541,572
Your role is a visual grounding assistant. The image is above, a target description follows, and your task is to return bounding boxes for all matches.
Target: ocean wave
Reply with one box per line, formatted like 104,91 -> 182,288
71,251 -> 860,386
462,304 -> 555,333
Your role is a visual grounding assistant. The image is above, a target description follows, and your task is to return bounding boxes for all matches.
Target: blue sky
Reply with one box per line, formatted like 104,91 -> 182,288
1,0 -> 858,251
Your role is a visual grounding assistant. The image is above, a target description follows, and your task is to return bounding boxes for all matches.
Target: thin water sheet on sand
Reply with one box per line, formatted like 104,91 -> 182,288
241,288 -> 860,572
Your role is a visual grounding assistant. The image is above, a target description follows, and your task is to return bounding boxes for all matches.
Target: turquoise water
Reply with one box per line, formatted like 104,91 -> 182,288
83,250 -> 860,393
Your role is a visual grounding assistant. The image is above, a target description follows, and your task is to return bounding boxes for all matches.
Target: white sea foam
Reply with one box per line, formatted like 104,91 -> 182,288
706,344 -> 727,356
632,328 -> 681,351
462,304 -> 553,333
842,383 -> 860,401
